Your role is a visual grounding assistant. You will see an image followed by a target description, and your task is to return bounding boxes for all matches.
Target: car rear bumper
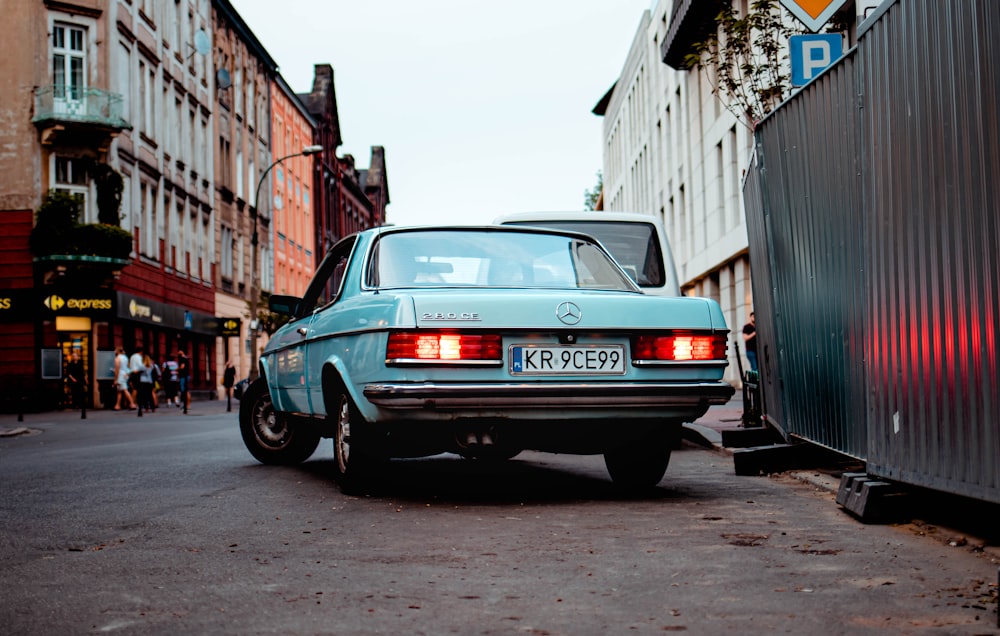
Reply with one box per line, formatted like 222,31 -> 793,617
362,381 -> 735,409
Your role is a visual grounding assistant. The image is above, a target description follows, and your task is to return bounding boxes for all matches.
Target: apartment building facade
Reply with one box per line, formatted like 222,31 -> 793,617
298,64 -> 389,267
597,5 -> 752,384
0,0 -> 219,409
114,0 -> 219,398
212,0 -> 277,385
0,0 -> 387,411
269,75 -> 318,299
598,0 -> 864,382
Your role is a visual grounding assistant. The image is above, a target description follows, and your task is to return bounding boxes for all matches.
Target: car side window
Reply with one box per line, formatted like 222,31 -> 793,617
299,236 -> 356,315
311,254 -> 348,310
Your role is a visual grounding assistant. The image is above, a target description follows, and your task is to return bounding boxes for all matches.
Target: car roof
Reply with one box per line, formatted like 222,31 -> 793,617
493,211 -> 667,227
361,223 -> 598,237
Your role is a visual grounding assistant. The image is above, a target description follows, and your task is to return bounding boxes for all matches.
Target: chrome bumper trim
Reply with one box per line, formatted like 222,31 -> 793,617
363,381 -> 735,409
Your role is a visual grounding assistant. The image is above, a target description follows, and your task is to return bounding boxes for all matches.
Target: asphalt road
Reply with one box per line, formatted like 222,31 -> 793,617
1,401 -> 997,635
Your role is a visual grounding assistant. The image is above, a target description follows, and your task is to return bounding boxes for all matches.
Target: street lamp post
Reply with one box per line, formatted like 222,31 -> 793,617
249,144 -> 323,381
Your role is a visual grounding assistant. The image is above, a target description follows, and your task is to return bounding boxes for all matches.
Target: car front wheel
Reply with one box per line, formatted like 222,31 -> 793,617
603,429 -> 674,490
239,378 -> 320,465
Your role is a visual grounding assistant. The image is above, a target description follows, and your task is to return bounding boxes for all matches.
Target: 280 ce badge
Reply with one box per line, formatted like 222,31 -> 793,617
421,312 -> 481,321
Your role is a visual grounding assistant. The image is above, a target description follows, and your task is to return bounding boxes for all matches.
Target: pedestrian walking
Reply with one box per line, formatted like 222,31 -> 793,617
177,350 -> 190,414
150,356 -> 161,410
743,311 -> 758,373
64,351 -> 86,410
137,354 -> 155,416
128,346 -> 145,407
163,354 -> 180,407
113,347 -> 136,411
222,359 -> 236,412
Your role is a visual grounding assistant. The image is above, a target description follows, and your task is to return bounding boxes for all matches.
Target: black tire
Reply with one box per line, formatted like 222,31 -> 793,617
239,378 -> 320,465
330,385 -> 380,493
604,430 -> 674,490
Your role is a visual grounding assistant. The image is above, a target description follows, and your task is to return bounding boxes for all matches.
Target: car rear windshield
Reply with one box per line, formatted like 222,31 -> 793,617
367,229 -> 636,291
503,220 -> 664,288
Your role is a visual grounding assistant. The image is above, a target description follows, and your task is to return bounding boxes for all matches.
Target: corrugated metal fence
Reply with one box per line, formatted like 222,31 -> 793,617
743,0 -> 1000,503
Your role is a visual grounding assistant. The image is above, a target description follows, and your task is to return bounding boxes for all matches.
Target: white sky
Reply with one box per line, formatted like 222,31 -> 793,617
229,0 -> 655,226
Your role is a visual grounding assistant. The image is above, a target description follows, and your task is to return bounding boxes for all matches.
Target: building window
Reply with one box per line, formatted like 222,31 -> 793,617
139,59 -> 151,138
246,78 -> 255,130
248,156 -> 255,205
234,65 -> 243,119
236,147 -> 244,200
163,191 -> 173,265
219,137 -> 232,189
189,108 -> 197,174
140,182 -> 158,259
221,226 -> 234,279
52,23 -> 86,109
53,156 -> 89,218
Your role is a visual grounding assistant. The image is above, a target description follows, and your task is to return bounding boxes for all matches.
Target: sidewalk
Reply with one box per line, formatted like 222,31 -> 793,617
0,396 -> 235,432
682,393 -> 747,448
682,395 -> 850,497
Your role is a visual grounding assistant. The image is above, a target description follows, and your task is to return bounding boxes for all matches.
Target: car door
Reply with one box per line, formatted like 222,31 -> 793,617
268,236 -> 355,415
301,237 -> 355,416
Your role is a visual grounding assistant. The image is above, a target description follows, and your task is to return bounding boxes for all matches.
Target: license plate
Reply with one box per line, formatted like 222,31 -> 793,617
509,345 -> 626,375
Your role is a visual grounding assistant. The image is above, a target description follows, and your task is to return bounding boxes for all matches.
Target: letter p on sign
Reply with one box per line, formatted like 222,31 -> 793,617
790,34 -> 844,87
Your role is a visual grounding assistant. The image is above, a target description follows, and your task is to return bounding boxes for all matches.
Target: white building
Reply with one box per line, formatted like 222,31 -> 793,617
596,3 -> 754,383
597,0 -> 868,382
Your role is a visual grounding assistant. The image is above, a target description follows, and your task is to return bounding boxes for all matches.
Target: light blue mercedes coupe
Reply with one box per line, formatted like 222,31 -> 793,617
239,225 -> 734,491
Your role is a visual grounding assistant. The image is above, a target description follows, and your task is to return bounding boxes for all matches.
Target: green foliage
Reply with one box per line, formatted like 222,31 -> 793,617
684,0 -> 805,128
29,189 -> 133,259
74,223 -> 133,260
584,171 -> 603,211
91,163 -> 124,226
29,190 -> 80,256
248,292 -> 293,336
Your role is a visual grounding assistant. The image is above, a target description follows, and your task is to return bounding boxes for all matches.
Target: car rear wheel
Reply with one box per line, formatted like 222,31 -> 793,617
239,378 -> 320,465
331,387 -> 380,493
603,430 -> 674,489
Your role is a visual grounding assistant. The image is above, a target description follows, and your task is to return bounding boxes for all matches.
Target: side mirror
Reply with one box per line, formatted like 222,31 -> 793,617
268,294 -> 301,317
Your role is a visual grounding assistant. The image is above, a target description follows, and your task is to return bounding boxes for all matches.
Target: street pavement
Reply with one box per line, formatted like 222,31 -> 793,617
2,394 -> 998,633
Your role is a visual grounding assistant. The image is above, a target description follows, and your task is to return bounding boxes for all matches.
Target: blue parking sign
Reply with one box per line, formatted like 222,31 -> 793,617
790,34 -> 844,86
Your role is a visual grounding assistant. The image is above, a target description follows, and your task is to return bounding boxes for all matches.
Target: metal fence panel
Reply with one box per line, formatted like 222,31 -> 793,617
860,0 -> 1000,501
741,150 -> 786,438
743,0 -> 1000,503
746,53 -> 868,459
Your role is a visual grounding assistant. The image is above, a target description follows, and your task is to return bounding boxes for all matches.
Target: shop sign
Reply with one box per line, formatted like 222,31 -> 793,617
41,292 -> 114,315
0,288 -> 116,321
218,317 -> 242,337
0,289 -> 34,321
116,292 -> 219,336
127,297 -> 164,323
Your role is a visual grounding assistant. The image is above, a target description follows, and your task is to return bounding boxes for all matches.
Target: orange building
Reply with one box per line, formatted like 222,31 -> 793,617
268,77 -> 317,297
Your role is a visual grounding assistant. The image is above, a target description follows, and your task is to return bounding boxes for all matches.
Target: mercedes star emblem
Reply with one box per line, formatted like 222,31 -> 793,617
556,301 -> 582,325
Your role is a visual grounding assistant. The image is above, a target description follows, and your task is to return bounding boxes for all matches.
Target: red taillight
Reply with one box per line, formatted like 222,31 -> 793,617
386,332 -> 502,362
633,334 -> 727,361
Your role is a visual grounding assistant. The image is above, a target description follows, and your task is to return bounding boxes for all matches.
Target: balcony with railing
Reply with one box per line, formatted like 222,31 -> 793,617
32,86 -> 131,145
